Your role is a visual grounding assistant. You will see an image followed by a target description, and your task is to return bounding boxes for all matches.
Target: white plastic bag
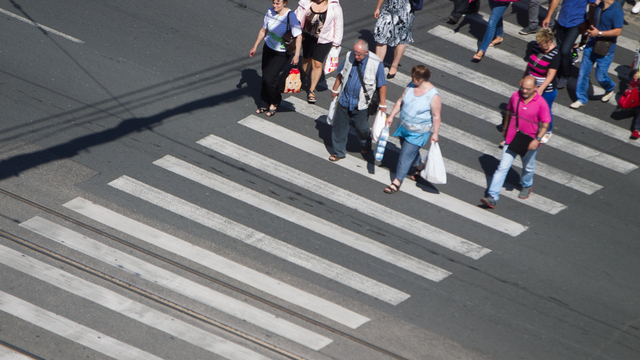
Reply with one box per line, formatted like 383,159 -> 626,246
371,110 -> 387,146
374,126 -> 389,166
324,46 -> 341,74
327,97 -> 338,125
421,141 -> 447,184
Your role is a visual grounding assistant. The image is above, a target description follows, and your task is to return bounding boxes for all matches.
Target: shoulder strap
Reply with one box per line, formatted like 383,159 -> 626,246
355,62 -> 371,102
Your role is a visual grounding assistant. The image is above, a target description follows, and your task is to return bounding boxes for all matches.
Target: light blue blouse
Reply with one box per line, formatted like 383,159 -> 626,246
393,84 -> 439,147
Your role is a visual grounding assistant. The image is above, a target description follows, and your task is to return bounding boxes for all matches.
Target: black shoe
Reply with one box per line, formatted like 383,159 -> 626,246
447,15 -> 460,25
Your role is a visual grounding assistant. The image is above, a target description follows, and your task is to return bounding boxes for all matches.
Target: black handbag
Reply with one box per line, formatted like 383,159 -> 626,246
506,99 -> 538,157
355,61 -> 380,116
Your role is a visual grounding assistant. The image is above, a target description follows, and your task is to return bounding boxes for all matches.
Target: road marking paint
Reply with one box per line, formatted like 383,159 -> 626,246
155,155 -> 449,283
286,95 -> 568,214
107,176 -> 400,310
0,294 -> 163,360
20,217 -> 335,349
64,198 -> 408,309
197,134 -> 491,258
403,44 -> 638,148
0,8 -> 84,44
238,115 -> 528,236
468,12 -> 626,79
0,243 -> 273,360
427,25 -> 615,104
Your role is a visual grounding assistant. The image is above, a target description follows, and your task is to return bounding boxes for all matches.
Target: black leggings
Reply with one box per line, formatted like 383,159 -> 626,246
555,24 -> 581,79
260,44 -> 289,109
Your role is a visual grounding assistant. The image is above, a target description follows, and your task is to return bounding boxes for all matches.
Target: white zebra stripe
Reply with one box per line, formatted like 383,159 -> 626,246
196,134 -> 491,259
154,155 -> 450,283
427,25 -> 614,104
107,176 -> 405,307
0,242 -> 273,360
238,116 -> 528,236
0,293 -> 164,360
403,43 -> 640,148
388,72 -> 604,194
284,95 -> 568,214
20,217 -> 335,350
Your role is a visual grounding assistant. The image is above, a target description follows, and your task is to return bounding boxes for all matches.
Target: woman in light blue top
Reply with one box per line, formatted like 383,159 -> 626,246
384,65 -> 441,194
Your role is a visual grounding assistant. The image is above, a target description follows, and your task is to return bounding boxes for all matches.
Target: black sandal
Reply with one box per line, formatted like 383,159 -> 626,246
265,108 -> 277,117
307,90 -> 316,104
256,108 -> 267,114
409,169 -> 421,182
384,182 -> 401,194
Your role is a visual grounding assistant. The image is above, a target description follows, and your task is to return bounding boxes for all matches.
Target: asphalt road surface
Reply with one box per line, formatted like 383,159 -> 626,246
0,0 -> 639,359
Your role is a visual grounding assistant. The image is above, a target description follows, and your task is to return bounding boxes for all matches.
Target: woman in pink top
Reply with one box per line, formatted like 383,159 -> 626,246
294,0 -> 344,104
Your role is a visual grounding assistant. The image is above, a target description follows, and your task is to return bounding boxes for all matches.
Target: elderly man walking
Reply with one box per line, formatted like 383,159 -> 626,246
570,0 -> 623,109
329,39 -> 387,161
481,76 -> 551,209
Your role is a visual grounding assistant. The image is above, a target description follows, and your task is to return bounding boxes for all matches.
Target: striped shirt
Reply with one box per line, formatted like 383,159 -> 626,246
526,44 -> 561,93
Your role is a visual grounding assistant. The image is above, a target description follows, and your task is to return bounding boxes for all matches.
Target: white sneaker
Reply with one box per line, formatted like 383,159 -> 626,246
602,90 -> 615,102
570,100 -> 585,109
632,1 -> 640,14
540,132 -> 552,144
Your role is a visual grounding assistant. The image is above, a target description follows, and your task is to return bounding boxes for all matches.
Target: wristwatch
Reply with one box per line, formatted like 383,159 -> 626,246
535,136 -> 542,141
598,31 -> 602,37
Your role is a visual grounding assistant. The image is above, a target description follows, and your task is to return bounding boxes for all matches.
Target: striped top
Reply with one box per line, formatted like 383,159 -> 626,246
526,44 -> 561,93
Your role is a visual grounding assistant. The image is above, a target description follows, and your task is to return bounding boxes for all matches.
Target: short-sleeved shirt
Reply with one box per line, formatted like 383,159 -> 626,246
527,44 -> 561,92
263,8 -> 302,52
586,2 -> 624,53
505,91 -> 551,144
336,54 -> 386,111
557,0 -> 595,28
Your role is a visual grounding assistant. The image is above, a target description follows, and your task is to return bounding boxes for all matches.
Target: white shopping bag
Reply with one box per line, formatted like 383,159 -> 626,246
370,110 -> 387,146
324,46 -> 341,74
374,126 -> 389,166
327,97 -> 338,125
421,141 -> 447,184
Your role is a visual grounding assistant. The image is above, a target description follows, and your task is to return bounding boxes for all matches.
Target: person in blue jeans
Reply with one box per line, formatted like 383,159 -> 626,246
570,0 -> 624,109
481,76 -> 550,209
473,0 -> 511,61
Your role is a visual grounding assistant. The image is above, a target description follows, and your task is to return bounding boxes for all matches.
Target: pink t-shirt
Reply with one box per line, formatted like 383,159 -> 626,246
505,91 -> 551,144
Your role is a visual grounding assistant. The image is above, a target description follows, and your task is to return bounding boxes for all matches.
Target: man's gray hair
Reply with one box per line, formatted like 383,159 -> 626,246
354,39 -> 369,52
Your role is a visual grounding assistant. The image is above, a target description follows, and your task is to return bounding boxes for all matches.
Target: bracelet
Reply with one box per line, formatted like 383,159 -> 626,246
331,89 -> 339,94
379,105 -> 387,108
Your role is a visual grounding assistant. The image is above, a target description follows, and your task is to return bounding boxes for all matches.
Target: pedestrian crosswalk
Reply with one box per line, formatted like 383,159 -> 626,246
3,9 -> 639,360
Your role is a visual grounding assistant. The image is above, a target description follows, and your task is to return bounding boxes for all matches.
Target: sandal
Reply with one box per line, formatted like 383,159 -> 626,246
307,90 -> 316,104
473,50 -> 484,61
409,169 -> 422,182
489,37 -> 503,47
329,154 -> 345,162
256,108 -> 267,114
383,182 -> 401,194
265,107 -> 277,117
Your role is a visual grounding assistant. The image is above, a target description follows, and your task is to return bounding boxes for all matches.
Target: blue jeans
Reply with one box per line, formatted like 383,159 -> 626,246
479,0 -> 509,52
395,137 -> 424,182
576,45 -> 616,104
541,89 -> 556,132
487,145 -> 538,202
